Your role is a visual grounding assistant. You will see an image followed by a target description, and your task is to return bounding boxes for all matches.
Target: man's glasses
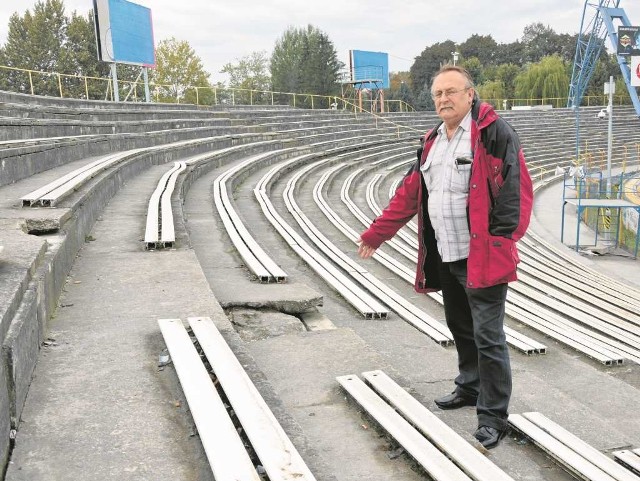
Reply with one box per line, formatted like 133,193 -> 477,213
431,87 -> 470,100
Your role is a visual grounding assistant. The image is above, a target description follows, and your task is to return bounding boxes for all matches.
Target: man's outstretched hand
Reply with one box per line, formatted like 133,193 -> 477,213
357,238 -> 377,259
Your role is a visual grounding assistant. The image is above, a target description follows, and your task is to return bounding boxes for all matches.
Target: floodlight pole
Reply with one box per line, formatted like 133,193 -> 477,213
605,75 -> 614,198
111,63 -> 120,102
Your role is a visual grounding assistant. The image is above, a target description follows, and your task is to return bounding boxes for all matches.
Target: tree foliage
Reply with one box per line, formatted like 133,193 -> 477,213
221,50 -> 271,104
410,39 -> 456,107
151,37 -> 211,104
0,0 -> 143,99
459,34 -> 497,67
514,55 -> 570,106
270,25 -> 343,108
0,0 -> 68,95
0,5 -> 631,109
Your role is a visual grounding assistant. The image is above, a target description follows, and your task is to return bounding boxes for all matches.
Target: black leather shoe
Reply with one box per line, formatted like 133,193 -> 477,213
474,425 -> 508,449
434,391 -> 477,410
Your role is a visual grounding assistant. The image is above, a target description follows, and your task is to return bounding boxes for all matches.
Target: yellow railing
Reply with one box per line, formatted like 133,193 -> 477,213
0,64 -> 414,111
484,95 -> 633,110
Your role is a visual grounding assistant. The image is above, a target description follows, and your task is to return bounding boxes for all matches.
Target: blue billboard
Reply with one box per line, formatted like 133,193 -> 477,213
94,0 -> 156,67
349,50 -> 390,89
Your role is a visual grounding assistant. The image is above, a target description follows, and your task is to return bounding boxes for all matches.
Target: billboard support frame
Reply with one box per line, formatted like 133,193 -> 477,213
110,63 -> 120,102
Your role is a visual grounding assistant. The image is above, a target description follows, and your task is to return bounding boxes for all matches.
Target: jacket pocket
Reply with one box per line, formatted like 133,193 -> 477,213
486,235 -> 518,284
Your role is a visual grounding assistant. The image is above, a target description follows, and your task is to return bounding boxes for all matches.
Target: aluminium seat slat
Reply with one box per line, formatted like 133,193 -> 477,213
254,155 -> 389,318
337,374 -> 472,481
313,167 -> 417,284
342,170 -> 417,262
522,412 -> 640,481
160,161 -> 187,244
362,370 -> 516,481
19,133 -> 236,207
313,165 -> 456,342
38,149 -> 147,206
284,154 -> 453,337
507,291 -> 628,365
157,318 -> 261,481
509,414 -> 618,481
145,162 -> 183,246
218,150 -> 293,280
517,248 -> 640,320
511,281 -> 640,345
367,174 -> 418,250
612,451 -> 640,476
524,230 -> 640,302
213,179 -> 273,281
188,317 -> 317,481
213,151 -> 291,282
519,238 -> 640,313
516,271 -> 640,333
20,151 -> 133,205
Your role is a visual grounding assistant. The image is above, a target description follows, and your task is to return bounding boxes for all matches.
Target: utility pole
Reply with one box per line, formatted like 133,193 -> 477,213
605,76 -> 614,198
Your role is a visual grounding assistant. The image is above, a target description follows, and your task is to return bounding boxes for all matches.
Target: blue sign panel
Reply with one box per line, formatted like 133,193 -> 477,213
94,0 -> 155,67
349,50 -> 389,89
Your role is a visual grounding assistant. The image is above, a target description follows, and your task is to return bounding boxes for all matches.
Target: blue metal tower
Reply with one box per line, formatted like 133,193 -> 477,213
568,0 -> 640,116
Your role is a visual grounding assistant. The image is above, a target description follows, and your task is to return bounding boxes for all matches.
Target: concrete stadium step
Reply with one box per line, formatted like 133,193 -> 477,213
0,129 -> 283,187
0,116 -> 236,141
2,89 -> 640,480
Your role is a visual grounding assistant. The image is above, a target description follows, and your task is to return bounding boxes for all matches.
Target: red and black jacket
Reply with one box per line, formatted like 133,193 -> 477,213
360,100 -> 533,291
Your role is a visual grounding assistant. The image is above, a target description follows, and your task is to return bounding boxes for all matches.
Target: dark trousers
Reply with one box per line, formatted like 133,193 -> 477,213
438,258 -> 511,431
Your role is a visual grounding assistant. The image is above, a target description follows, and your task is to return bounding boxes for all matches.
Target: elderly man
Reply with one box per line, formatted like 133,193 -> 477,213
358,65 -> 533,449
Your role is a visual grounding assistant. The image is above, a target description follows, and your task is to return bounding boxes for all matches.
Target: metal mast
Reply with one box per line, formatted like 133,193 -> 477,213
567,0 -> 620,109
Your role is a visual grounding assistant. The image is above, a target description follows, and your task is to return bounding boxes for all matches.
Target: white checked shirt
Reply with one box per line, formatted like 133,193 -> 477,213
420,110 -> 473,262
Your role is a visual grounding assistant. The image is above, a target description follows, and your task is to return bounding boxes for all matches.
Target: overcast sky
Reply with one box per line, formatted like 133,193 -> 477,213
1,0 -> 639,83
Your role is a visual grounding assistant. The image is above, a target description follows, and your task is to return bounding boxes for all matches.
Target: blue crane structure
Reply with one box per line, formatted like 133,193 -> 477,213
568,0 -> 640,117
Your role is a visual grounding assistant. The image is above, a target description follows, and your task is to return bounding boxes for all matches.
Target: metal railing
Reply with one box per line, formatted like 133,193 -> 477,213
0,64 -> 414,111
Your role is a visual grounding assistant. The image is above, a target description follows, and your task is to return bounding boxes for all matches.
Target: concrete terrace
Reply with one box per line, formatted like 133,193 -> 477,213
0,90 -> 639,480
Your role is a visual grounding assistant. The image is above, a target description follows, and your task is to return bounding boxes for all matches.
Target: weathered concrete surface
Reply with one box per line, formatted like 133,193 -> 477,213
5,164 -> 330,481
228,307 -> 306,341
0,228 -> 47,342
217,282 -> 323,314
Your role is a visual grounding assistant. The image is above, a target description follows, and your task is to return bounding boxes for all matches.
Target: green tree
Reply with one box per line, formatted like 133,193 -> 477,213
459,34 -> 498,67
460,57 -> 484,86
151,37 -> 212,105
221,51 -> 271,104
60,10 -> 111,99
477,80 -> 506,109
521,23 -> 572,64
495,41 -> 525,66
270,25 -> 342,108
494,63 -> 521,100
514,55 -> 570,107
0,0 -> 68,95
386,73 -> 415,111
410,39 -> 456,104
